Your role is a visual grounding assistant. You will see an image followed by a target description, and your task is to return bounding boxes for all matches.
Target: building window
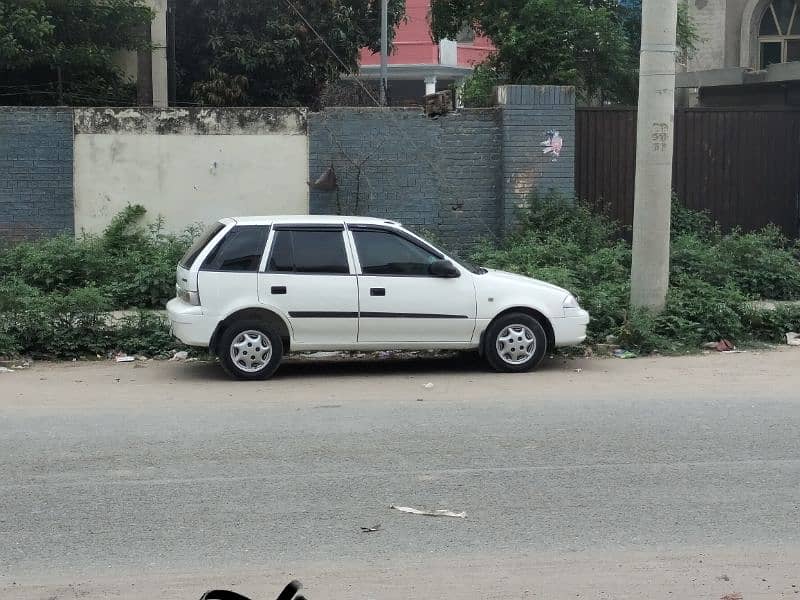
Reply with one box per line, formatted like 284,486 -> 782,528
759,0 -> 800,68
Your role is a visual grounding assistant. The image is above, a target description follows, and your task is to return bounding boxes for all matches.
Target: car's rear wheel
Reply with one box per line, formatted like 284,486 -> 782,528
219,319 -> 283,380
484,312 -> 548,373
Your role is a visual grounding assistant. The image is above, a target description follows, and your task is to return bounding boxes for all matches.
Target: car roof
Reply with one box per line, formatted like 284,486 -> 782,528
224,215 -> 401,227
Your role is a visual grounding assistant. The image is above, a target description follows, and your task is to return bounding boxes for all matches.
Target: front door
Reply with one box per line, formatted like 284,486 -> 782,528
257,226 -> 358,346
349,227 -> 476,343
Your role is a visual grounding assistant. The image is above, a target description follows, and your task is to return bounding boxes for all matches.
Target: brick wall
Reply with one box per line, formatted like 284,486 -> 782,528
0,107 -> 74,241
309,85 -> 575,249
0,85 -> 576,247
309,107 -> 503,250
496,85 -> 576,235
436,109 -> 502,244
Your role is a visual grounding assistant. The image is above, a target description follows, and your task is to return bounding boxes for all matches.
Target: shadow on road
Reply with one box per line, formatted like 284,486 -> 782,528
171,352 -> 578,382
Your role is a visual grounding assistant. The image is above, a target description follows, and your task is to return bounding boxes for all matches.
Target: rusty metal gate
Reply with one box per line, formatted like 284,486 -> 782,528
576,107 -> 800,237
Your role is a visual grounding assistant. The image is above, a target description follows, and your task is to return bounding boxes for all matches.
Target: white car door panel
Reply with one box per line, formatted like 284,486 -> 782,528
350,227 -> 476,343
257,227 -> 358,345
358,277 -> 476,342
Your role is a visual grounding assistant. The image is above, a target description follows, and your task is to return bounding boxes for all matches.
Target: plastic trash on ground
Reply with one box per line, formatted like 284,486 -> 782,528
391,504 -> 466,518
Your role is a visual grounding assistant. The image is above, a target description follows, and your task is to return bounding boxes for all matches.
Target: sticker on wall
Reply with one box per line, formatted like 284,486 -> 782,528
541,130 -> 563,162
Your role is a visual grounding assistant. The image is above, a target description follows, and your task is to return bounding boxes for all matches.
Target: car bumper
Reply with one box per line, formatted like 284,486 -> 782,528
166,297 -> 214,347
552,309 -> 590,346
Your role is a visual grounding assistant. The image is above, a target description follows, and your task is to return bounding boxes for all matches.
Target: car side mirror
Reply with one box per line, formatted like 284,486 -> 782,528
429,259 -> 460,278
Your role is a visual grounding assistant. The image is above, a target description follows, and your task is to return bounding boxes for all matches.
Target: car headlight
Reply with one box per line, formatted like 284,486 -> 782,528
562,294 -> 581,309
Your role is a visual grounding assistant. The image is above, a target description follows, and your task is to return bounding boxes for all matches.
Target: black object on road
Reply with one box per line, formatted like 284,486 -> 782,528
199,579 -> 304,600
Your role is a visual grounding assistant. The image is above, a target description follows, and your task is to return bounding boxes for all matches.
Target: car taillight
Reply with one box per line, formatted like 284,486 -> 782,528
176,285 -> 201,306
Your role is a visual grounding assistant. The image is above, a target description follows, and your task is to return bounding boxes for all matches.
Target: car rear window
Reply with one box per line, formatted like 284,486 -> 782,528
267,229 -> 350,274
179,222 -> 225,269
200,225 -> 269,272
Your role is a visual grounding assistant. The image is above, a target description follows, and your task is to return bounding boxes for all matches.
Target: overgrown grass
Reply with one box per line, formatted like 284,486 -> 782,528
471,194 -> 800,353
0,206 -> 199,358
2,200 -> 799,359
0,205 -> 199,309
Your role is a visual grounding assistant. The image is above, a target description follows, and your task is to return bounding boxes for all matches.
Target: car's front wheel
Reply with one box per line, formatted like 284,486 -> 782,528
484,312 -> 548,373
219,319 -> 283,380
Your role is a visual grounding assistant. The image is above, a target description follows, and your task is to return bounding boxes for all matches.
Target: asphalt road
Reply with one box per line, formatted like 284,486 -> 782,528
1,350 -> 799,599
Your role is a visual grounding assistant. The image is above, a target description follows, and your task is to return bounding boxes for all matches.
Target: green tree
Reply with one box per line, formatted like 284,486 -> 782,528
611,0 -> 699,103
433,0 -> 697,106
174,0 -> 405,108
0,0 -> 153,105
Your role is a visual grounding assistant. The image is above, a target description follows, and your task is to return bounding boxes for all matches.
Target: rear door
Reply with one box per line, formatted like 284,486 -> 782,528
257,225 -> 358,346
349,226 -> 477,343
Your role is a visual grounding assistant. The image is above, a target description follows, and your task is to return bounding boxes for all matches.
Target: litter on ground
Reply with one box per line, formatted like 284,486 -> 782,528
390,504 -> 466,518
714,339 -> 735,352
787,332 -> 800,346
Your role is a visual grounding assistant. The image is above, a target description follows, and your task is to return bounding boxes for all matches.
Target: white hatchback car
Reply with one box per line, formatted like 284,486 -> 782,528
167,216 -> 589,379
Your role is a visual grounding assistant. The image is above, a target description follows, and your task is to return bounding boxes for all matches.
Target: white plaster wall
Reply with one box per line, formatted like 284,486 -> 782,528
111,0 -> 168,104
74,133 -> 309,234
150,0 -> 168,107
687,0 -> 729,71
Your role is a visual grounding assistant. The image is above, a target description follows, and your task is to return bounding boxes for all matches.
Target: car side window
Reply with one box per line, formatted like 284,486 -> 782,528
267,229 -> 350,274
201,225 -> 268,272
352,230 -> 440,276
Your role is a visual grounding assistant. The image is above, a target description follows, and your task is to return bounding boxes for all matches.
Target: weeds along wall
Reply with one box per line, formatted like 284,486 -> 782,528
0,86 -> 576,246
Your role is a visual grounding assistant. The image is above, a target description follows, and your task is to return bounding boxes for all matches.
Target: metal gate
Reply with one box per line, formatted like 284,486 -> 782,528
576,107 -> 800,237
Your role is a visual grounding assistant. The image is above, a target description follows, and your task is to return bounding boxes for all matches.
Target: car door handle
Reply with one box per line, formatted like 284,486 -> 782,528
271,286 -> 287,295
370,287 -> 386,296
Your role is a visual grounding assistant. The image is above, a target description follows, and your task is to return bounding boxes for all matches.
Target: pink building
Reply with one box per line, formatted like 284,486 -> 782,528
358,0 -> 494,103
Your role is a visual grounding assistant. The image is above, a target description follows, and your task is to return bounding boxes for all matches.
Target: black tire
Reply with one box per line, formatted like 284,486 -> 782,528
484,312 -> 548,373
218,319 -> 283,380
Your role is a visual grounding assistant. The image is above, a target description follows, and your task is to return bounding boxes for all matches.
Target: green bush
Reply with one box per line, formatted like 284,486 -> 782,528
113,311 -> 179,357
471,193 -> 800,353
2,200 -> 799,359
745,305 -> 800,343
0,205 -> 197,358
0,204 -> 200,309
0,292 -> 182,359
460,63 -> 502,108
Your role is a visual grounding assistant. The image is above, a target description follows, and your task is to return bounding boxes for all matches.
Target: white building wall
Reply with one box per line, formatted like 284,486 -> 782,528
73,108 -> 309,234
687,0 -> 729,71
150,0 -> 169,107
113,0 -> 168,106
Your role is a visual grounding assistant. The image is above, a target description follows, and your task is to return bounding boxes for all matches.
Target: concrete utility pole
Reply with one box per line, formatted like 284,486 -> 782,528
379,0 -> 388,106
630,0 -> 679,312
